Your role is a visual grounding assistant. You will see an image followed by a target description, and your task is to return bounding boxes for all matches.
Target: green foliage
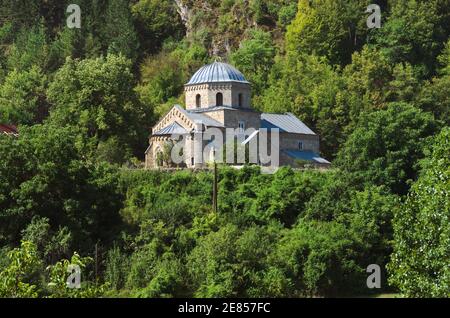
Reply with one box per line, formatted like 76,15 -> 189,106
131,0 -> 184,55
261,52 -> 346,158
21,216 -> 72,264
105,244 -> 130,290
416,40 -> 450,125
388,128 -> 450,297
343,47 -> 404,121
47,252 -> 108,298
336,103 -> 437,195
373,0 -> 450,77
104,0 -> 139,62
416,75 -> 450,127
249,0 -> 297,28
0,0 -> 40,30
0,124 -> 123,253
292,172 -> 399,295
249,167 -> 327,226
270,221 -> 358,296
136,42 -> 208,118
47,54 -> 151,161
0,240 -> 109,298
6,22 -> 49,72
0,241 -> 42,298
0,0 -> 449,299
0,66 -> 48,125
188,224 -> 280,297
438,39 -> 450,76
115,166 -> 398,297
131,250 -> 185,298
230,29 -> 275,97
286,0 -> 369,66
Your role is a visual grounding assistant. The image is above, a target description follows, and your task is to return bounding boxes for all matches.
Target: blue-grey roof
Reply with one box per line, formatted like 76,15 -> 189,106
189,105 -> 257,114
261,113 -> 316,135
283,150 -> 330,164
188,105 -> 236,113
175,105 -> 224,128
186,62 -> 249,85
153,121 -> 188,135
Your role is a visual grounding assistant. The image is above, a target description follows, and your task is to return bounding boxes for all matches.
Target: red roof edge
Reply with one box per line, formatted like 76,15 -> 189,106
0,124 -> 19,135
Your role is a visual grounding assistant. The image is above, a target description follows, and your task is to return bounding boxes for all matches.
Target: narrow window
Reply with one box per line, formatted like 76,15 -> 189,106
238,93 -> 243,107
216,92 -> 223,106
238,121 -> 245,133
196,94 -> 201,108
298,141 -> 303,150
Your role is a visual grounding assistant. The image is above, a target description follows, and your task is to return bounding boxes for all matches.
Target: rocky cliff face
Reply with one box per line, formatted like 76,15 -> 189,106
173,0 -> 294,57
174,0 -> 192,36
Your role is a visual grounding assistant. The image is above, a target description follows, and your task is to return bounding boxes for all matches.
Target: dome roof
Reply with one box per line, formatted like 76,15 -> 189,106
186,62 -> 249,85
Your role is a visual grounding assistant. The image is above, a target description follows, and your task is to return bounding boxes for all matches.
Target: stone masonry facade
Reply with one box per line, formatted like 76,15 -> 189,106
145,62 -> 330,169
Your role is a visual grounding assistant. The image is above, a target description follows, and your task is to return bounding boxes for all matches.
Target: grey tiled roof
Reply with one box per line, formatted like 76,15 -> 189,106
175,105 -> 224,128
189,105 -> 258,114
188,105 -> 236,113
153,121 -> 188,135
186,62 -> 249,85
283,150 -> 330,164
261,113 -> 316,135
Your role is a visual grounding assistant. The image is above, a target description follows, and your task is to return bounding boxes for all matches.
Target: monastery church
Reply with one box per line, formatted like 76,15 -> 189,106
145,61 -> 330,168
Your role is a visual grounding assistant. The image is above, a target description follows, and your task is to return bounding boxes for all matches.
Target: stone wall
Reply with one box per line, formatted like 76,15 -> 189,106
146,133 -> 223,169
152,106 -> 195,133
146,135 -> 195,169
198,108 -> 261,130
279,132 -> 320,153
223,108 -> 261,130
200,109 -> 225,125
146,104 -> 326,169
184,82 -> 251,110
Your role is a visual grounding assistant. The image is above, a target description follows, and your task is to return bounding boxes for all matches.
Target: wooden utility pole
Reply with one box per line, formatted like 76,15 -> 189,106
95,243 -> 99,282
213,161 -> 218,213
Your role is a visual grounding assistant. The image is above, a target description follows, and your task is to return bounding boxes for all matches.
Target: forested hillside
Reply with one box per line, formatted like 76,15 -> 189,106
0,0 -> 449,298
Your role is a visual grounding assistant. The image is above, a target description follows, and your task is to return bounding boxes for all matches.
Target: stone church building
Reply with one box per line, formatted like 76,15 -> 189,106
145,62 -> 330,169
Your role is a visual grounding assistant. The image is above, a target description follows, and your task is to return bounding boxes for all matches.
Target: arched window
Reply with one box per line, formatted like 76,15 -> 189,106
238,93 -> 243,107
155,147 -> 163,167
216,92 -> 223,106
196,94 -> 201,108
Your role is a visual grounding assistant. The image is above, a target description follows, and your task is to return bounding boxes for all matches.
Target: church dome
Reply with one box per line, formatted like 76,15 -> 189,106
186,62 -> 249,85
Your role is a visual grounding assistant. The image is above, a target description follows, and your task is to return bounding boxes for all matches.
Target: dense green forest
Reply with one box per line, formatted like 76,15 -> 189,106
0,0 -> 449,298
